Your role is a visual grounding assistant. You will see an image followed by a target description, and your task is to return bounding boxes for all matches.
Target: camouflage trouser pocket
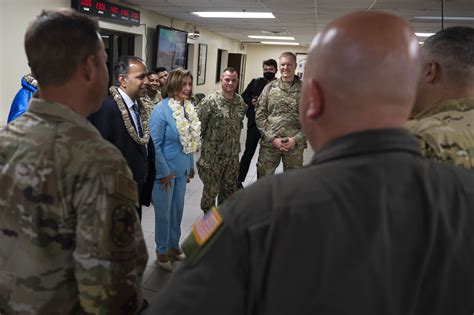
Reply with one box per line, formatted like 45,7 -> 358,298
197,158 -> 216,184
256,145 -> 281,178
196,158 -> 208,178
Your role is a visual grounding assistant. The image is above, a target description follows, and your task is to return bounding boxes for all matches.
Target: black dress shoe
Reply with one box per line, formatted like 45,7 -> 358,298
138,298 -> 149,314
237,182 -> 244,189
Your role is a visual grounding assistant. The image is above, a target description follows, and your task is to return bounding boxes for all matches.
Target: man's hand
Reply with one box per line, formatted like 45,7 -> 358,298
272,137 -> 296,152
272,138 -> 289,152
281,137 -> 296,150
251,97 -> 258,107
159,174 -> 175,191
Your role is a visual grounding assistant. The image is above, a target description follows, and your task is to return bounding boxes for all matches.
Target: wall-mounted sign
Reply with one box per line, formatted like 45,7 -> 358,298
71,0 -> 140,26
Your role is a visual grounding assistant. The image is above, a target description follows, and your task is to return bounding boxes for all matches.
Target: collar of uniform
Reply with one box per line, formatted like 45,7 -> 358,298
218,90 -> 237,103
27,98 -> 100,135
311,128 -> 421,165
413,97 -> 474,120
277,76 -> 300,90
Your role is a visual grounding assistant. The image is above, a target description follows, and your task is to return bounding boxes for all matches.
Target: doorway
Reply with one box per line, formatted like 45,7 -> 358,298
228,53 -> 246,94
101,30 -> 135,87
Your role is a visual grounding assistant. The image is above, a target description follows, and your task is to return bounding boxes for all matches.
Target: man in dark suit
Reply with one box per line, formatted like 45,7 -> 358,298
89,56 -> 155,220
238,59 -> 277,188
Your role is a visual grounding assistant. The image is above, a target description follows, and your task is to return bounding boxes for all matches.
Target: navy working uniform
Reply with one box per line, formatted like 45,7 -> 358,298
155,129 -> 474,315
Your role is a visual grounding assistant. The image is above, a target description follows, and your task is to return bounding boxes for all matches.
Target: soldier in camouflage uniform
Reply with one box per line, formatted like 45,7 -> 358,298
407,26 -> 474,168
156,67 -> 169,95
197,67 -> 247,211
142,70 -> 163,116
0,9 -> 148,314
255,52 -> 307,178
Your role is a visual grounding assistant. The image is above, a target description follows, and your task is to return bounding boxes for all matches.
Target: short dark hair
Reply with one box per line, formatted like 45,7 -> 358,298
423,26 -> 474,82
262,59 -> 278,69
24,8 -> 100,86
113,56 -> 144,83
156,67 -> 168,74
162,68 -> 193,99
222,67 -> 238,75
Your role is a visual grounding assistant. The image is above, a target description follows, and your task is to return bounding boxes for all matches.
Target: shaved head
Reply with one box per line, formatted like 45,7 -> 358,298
300,11 -> 421,149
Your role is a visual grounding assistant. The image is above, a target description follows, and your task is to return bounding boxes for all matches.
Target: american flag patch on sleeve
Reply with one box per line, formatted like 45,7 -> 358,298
192,207 -> 223,245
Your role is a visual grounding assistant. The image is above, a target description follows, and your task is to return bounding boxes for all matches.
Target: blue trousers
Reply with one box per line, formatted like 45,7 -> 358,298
152,175 -> 187,254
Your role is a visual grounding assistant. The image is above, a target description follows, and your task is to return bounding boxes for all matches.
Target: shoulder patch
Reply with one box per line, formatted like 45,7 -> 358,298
193,207 -> 223,245
111,205 -> 137,247
182,207 -> 224,265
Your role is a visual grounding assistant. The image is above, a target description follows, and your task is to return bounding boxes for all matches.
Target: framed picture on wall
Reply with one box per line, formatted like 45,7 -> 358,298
197,43 -> 208,85
152,25 -> 188,70
296,53 -> 307,79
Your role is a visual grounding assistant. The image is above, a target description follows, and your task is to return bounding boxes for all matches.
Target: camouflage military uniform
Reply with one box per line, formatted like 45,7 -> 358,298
0,99 -> 148,314
255,77 -> 306,178
142,91 -> 162,117
197,91 -> 246,211
407,97 -> 474,168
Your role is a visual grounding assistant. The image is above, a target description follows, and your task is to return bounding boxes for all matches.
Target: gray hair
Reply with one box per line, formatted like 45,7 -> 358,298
423,26 -> 474,83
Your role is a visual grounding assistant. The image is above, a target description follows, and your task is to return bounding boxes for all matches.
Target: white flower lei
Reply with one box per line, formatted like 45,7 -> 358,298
169,98 -> 202,154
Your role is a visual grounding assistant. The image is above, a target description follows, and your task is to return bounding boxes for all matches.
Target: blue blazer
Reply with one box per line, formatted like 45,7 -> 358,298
150,98 -> 194,179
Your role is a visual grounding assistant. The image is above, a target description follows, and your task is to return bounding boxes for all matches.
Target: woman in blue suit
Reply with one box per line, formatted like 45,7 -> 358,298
149,69 -> 201,271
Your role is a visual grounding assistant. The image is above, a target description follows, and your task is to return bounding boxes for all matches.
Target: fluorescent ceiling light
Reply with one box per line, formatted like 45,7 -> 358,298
412,16 -> 474,22
415,32 -> 435,37
261,41 -> 300,46
192,12 -> 274,18
249,35 -> 295,40
419,42 -> 424,44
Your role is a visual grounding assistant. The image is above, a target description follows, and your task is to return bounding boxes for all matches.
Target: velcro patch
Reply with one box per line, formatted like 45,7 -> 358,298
116,172 -> 138,202
192,207 -> 223,245
111,205 -> 136,247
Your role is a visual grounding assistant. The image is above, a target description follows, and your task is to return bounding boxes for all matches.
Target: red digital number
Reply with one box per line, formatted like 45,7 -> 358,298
121,9 -> 129,16
131,12 -> 139,20
110,6 -> 119,14
80,0 -> 92,7
96,2 -> 106,11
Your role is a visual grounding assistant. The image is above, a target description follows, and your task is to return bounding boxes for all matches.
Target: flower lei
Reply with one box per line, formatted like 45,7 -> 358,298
24,73 -> 38,88
109,86 -> 150,145
169,98 -> 201,154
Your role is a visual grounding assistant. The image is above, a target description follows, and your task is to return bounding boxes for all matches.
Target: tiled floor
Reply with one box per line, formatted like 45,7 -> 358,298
140,126 -> 314,313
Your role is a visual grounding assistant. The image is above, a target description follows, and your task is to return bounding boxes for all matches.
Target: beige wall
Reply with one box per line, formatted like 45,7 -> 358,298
0,0 -> 239,125
1,0 -> 69,126
0,1 -> 310,124
242,44 -> 309,89
187,31 -> 238,96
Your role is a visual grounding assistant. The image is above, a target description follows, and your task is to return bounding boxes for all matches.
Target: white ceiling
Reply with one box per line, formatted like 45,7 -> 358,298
123,0 -> 474,46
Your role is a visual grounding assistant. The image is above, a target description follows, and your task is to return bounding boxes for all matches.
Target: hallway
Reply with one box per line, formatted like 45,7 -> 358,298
139,128 -> 314,312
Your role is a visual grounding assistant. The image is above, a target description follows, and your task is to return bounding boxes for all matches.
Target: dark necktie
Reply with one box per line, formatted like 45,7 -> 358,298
131,103 -> 143,137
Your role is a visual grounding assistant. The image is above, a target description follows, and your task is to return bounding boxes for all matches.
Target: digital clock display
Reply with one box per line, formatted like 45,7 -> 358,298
72,0 -> 140,26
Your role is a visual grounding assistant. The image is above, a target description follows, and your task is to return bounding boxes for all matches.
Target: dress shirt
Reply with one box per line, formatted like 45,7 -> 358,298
118,88 -> 142,133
